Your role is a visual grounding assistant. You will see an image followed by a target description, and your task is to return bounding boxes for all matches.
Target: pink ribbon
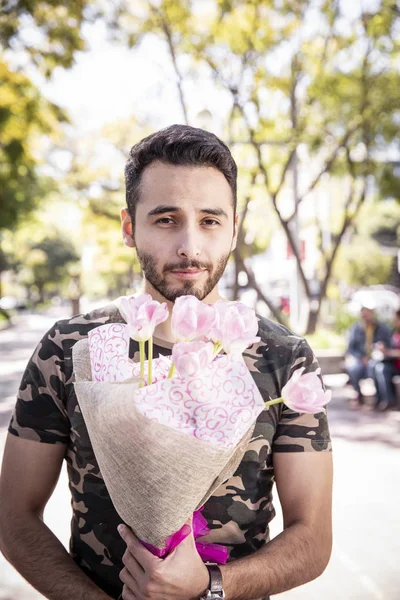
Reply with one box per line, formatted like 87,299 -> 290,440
140,507 -> 229,564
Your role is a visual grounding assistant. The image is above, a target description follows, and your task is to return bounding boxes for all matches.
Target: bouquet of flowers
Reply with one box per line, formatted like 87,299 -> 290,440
73,294 -> 331,563
72,294 -> 265,562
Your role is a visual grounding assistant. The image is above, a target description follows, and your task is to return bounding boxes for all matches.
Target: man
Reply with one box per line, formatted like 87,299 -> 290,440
390,309 -> 400,376
0,125 -> 332,600
374,308 -> 400,409
345,303 -> 393,409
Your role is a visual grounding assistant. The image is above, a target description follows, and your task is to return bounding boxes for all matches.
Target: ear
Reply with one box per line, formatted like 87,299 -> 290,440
121,208 -> 135,248
231,213 -> 239,252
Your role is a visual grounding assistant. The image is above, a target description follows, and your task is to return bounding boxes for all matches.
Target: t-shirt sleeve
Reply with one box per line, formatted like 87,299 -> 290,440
272,337 -> 332,453
8,322 -> 70,444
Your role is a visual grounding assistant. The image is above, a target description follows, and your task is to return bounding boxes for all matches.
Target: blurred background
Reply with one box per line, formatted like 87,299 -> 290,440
1,0 -> 400,598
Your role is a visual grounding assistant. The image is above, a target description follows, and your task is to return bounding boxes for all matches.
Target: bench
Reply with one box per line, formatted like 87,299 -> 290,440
315,350 -> 400,404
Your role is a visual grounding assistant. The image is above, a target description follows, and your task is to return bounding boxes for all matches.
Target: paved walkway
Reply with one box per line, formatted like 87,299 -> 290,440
1,313 -> 400,599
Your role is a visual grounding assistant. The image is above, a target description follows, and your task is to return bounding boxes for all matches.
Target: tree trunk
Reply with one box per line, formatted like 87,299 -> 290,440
0,268 -> 10,322
71,298 -> 80,316
232,247 -> 241,300
304,301 -> 321,335
242,262 -> 286,325
37,285 -> 45,304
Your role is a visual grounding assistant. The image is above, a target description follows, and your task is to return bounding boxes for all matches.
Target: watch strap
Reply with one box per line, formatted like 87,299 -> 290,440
206,563 -> 223,593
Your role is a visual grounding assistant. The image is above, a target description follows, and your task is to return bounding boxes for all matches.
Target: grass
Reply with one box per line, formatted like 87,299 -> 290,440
305,328 -> 347,352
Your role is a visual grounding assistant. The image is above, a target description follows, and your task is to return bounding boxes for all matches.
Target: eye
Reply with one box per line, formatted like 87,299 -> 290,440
202,219 -> 220,226
155,217 -> 175,225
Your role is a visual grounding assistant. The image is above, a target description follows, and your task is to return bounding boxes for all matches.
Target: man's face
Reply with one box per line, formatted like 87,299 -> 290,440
361,307 -> 375,325
121,162 -> 237,303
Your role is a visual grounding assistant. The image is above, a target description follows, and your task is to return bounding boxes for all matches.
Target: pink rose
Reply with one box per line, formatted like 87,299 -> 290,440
280,367 -> 332,413
171,296 -> 217,342
120,294 -> 168,342
211,301 -> 260,354
172,340 -> 215,378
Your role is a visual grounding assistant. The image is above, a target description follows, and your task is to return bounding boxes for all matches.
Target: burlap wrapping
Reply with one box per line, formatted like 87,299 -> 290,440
73,339 -> 255,548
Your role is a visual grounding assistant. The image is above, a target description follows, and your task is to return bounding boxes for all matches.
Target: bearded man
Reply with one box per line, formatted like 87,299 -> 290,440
0,125 -> 332,600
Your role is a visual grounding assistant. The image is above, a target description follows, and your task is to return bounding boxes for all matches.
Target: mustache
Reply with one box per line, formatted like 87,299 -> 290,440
164,260 -> 211,272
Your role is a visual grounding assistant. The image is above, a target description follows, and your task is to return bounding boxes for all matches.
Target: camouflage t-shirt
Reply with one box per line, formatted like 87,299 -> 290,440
9,303 -> 331,599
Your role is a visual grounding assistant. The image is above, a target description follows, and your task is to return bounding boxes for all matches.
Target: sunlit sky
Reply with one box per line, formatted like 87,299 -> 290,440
40,21 -> 228,135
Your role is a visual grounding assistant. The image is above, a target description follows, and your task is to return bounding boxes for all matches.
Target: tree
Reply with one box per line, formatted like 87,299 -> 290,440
0,0 -> 117,305
11,232 -> 79,303
0,0 -> 123,233
0,61 -> 66,231
55,118 -> 150,297
0,0 -> 105,76
114,0 -> 400,333
333,235 -> 392,288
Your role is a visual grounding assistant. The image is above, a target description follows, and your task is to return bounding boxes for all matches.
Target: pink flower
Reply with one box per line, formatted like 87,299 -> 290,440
211,301 -> 260,354
172,340 -> 214,378
171,296 -> 217,342
120,294 -> 169,342
280,367 -> 332,413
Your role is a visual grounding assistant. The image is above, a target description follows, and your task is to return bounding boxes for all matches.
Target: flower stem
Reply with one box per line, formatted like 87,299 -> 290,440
168,363 -> 176,379
139,340 -> 146,388
264,397 -> 283,408
148,337 -> 153,386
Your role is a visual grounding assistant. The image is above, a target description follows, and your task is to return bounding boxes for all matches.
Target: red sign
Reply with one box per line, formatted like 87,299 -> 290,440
287,240 -> 306,261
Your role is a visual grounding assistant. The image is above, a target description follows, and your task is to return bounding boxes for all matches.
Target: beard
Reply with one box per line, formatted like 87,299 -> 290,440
135,249 -> 230,302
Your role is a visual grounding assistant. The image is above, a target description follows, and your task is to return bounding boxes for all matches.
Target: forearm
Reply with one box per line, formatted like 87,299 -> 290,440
385,349 -> 400,358
220,521 -> 332,600
0,512 -> 111,600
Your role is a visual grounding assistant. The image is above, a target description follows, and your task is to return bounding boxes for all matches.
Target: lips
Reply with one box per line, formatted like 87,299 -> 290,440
172,270 -> 203,274
169,269 -> 206,279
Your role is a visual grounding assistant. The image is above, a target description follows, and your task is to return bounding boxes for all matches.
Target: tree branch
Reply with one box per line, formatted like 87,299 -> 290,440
232,173 -> 255,299
241,260 -> 286,325
272,148 -> 296,200
88,201 -> 120,222
238,101 -> 312,299
152,6 -> 189,125
286,120 -> 361,222
320,175 -> 367,302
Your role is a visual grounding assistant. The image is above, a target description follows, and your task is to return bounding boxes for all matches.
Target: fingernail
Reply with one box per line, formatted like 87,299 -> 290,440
118,524 -> 125,534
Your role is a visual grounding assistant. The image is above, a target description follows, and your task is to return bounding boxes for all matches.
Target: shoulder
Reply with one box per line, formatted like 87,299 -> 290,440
34,302 -> 125,370
256,314 -> 308,354
348,321 -> 361,335
53,301 -> 124,339
377,321 -> 392,334
249,315 -> 316,386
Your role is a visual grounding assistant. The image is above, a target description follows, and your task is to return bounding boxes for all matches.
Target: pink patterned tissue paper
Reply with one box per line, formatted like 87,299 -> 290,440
87,323 -> 170,383
87,322 -> 264,450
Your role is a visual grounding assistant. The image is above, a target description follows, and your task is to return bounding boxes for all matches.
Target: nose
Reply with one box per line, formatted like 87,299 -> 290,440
177,227 -> 201,259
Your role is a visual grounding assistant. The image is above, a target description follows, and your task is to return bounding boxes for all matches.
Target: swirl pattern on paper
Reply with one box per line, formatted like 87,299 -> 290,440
87,323 -> 264,449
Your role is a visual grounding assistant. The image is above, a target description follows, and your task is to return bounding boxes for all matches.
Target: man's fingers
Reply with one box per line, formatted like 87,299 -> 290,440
121,586 -> 137,600
118,524 -> 160,571
122,548 -> 145,582
120,566 -> 139,592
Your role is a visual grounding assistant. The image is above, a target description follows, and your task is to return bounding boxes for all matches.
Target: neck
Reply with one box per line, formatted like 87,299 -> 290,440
143,279 -> 224,343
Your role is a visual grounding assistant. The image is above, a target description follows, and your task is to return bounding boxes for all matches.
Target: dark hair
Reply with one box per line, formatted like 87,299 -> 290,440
125,124 -> 237,227
396,309 -> 400,319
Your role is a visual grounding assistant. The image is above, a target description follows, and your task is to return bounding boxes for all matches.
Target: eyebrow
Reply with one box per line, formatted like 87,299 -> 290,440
147,205 -> 228,218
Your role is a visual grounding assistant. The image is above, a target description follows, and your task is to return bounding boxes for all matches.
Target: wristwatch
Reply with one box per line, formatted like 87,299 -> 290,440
200,563 -> 225,599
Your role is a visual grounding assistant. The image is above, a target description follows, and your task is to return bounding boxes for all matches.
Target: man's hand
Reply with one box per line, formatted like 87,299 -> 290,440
118,524 -> 209,600
374,342 -> 388,356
